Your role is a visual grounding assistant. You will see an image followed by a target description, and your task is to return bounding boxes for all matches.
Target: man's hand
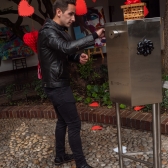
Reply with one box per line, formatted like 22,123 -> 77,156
96,28 -> 105,38
79,53 -> 89,64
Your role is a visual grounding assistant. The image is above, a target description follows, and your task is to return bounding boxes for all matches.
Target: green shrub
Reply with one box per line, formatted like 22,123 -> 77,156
6,84 -> 15,105
32,77 -> 47,101
85,82 -> 112,108
77,57 -> 100,82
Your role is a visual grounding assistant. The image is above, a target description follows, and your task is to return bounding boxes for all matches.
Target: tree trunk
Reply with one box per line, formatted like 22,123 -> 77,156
163,0 -> 168,73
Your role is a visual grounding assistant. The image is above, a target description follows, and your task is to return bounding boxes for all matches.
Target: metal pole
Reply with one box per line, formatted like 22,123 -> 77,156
122,154 -> 153,167
157,103 -> 161,168
152,103 -> 159,168
115,102 -> 123,168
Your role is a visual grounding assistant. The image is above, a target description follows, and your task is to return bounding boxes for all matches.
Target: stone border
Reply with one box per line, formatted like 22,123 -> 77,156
0,104 -> 168,134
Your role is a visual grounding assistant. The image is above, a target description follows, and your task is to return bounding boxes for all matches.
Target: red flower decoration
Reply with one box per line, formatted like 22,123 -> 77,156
76,0 -> 87,15
18,0 -> 34,17
124,0 -> 141,4
23,30 -> 38,53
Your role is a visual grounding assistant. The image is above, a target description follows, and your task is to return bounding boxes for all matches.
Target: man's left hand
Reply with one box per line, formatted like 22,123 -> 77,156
79,53 -> 89,64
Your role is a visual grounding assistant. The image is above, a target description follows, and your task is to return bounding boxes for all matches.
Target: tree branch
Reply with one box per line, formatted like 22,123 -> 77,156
11,0 -> 45,25
0,17 -> 14,28
0,0 -> 48,41
0,10 -> 18,15
15,16 -> 23,26
29,0 -> 33,4
28,13 -> 45,25
0,17 -> 24,39
11,0 -> 20,5
37,0 -> 48,18
42,0 -> 53,18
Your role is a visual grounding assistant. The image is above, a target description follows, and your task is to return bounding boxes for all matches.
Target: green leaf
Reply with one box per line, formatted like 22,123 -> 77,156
92,92 -> 98,98
165,90 -> 168,98
84,97 -> 92,104
107,105 -> 112,109
103,95 -> 108,102
77,97 -> 83,101
120,104 -> 126,109
93,85 -> 99,92
87,85 -> 92,90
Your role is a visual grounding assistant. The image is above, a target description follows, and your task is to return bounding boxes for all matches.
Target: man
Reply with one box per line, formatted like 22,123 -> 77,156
37,0 -> 105,167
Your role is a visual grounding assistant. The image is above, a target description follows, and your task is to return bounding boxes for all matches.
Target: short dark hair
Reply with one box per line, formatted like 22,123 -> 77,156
53,0 -> 76,16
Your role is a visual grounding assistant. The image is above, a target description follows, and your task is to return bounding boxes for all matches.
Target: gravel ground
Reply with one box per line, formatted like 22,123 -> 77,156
0,118 -> 168,168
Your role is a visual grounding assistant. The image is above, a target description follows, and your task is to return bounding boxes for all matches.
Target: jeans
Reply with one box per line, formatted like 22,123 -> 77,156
44,86 -> 87,167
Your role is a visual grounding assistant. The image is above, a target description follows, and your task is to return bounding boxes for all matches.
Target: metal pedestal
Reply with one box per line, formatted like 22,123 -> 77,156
115,102 -> 161,168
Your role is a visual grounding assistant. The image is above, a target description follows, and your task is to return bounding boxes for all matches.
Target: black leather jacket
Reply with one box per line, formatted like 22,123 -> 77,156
37,19 -> 95,88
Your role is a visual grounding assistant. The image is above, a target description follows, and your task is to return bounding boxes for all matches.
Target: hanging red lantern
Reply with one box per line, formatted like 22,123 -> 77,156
92,0 -> 96,2
76,0 -> 87,15
23,30 -> 38,53
23,31 -> 42,79
18,0 -> 34,17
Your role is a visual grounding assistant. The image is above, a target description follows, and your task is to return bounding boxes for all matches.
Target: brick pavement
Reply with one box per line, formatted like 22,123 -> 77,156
0,104 -> 168,135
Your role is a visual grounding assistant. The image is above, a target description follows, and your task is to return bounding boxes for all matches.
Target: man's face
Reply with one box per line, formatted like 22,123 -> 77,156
57,4 -> 76,27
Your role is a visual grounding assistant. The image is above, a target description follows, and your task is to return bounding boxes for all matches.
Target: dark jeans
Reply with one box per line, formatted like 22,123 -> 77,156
44,86 -> 86,167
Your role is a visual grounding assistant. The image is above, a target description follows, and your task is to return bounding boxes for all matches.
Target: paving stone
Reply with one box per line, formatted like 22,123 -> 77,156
0,118 -> 168,168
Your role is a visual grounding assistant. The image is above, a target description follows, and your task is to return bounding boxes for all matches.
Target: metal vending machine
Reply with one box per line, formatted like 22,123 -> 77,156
105,17 -> 162,168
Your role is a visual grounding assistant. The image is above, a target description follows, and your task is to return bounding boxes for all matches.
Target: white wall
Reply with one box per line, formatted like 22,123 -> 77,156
0,0 -> 45,72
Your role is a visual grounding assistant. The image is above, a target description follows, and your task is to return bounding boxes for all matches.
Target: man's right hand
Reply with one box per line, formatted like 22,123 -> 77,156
96,28 -> 105,38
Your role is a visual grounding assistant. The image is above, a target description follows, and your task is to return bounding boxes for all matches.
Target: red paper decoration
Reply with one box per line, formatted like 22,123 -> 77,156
18,0 -> 34,17
144,6 -> 149,17
134,106 -> 145,111
76,0 -> 87,15
91,125 -> 103,130
89,102 -> 99,107
23,30 -> 38,53
37,62 -> 42,79
124,0 -> 141,4
23,31 -> 42,79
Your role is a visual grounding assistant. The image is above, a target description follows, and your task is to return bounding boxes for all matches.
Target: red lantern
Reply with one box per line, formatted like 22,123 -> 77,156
18,0 -> 34,17
23,31 -> 38,53
92,0 -> 96,2
76,0 -> 87,15
23,31 -> 42,79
